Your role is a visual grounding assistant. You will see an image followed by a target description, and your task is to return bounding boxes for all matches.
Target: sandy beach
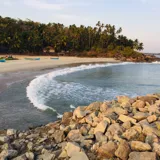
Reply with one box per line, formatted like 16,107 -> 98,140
0,55 -> 119,73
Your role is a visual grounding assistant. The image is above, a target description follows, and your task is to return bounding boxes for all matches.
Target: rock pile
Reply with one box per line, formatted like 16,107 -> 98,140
1,94 -> 160,160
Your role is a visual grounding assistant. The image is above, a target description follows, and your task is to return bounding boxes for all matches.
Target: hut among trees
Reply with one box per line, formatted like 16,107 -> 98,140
43,46 -> 55,54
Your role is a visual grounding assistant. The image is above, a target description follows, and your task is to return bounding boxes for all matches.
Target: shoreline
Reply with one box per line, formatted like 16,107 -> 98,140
0,57 -> 119,94
0,56 -> 120,74
0,94 -> 160,159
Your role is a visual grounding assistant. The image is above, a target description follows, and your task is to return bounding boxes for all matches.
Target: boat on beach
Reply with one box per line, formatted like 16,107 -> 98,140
50,57 -> 59,60
24,58 -> 40,60
0,59 -> 6,62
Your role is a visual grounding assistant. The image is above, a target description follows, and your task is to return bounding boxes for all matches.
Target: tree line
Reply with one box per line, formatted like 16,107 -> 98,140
0,16 -> 143,57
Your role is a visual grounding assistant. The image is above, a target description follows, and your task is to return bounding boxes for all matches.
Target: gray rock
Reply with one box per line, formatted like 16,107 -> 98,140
0,149 -> 18,159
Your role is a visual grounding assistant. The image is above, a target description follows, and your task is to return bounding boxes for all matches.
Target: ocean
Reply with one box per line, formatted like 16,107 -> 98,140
0,62 -> 160,130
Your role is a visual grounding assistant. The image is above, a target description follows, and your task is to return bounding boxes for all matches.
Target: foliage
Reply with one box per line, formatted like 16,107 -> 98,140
0,16 -> 144,56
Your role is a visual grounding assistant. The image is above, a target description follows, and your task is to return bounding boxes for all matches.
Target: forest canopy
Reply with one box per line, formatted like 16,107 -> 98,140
0,16 -> 143,57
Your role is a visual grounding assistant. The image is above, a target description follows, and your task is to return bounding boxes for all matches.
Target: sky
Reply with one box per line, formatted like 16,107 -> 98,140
0,0 -> 160,53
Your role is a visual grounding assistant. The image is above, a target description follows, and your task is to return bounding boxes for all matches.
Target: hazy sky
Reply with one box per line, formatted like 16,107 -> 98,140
0,0 -> 160,53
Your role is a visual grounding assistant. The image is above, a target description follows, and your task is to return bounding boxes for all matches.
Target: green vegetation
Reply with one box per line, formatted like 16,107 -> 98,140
0,16 -> 143,57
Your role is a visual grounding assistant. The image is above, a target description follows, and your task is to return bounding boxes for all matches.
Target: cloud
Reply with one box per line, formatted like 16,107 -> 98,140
23,0 -> 63,10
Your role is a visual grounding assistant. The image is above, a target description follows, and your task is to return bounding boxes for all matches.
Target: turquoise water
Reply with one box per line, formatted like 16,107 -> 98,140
0,62 -> 160,130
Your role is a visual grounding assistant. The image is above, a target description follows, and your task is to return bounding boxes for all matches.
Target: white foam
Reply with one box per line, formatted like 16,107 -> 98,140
152,61 -> 160,64
70,105 -> 76,109
26,62 -> 138,116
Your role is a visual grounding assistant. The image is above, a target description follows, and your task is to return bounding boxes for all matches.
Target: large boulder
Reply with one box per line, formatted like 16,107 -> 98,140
94,120 -> 108,134
115,140 -> 131,160
52,130 -> 64,143
118,115 -> 136,124
73,107 -> 87,119
67,130 -> 84,142
95,132 -> 107,142
86,102 -> 102,111
133,112 -> 149,121
132,100 -> 145,109
69,152 -> 89,160
147,115 -> 157,123
0,149 -> 18,159
62,112 -> 73,124
7,129 -> 17,136
122,128 -> 138,140
128,152 -> 156,160
107,123 -> 123,136
153,142 -> 160,156
138,96 -> 157,105
130,141 -> 151,151
117,96 -> 130,103
97,141 -> 117,159
113,107 -> 128,115
65,142 -> 81,157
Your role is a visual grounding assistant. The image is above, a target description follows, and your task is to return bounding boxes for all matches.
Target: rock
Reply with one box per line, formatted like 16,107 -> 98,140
132,100 -> 145,108
7,129 -> 17,136
95,132 -> 107,142
94,120 -> 108,134
26,133 -> 39,139
138,96 -> 157,105
52,130 -> 64,143
79,126 -> 88,136
38,152 -> 55,160
156,121 -> 160,130
65,142 -> 81,157
0,149 -> 18,159
117,96 -> 130,103
12,154 -> 27,160
80,140 -> 93,149
27,142 -> 33,151
122,128 -> 138,140
100,102 -> 109,112
148,105 -> 160,114
115,140 -> 131,160
97,141 -> 117,159
153,143 -> 160,156
73,107 -> 87,119
145,134 -> 158,145
67,130 -> 84,142
107,123 -> 123,136
133,112 -> 149,121
122,121 -> 131,130
62,112 -> 73,124
132,125 -> 142,134
128,152 -> 156,160
59,150 -> 68,158
25,152 -> 34,160
113,107 -> 128,115
86,102 -> 102,111
139,119 -> 149,126
142,125 -> 159,136
130,141 -> 151,151
69,152 -> 89,160
147,115 -> 157,123
139,107 -> 148,112
118,115 -> 136,124
0,136 -> 8,143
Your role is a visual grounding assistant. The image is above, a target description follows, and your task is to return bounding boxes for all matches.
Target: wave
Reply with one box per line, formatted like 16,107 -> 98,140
26,61 -> 159,117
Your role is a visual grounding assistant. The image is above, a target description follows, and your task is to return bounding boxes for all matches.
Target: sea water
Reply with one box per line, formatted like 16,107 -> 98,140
0,62 -> 160,130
